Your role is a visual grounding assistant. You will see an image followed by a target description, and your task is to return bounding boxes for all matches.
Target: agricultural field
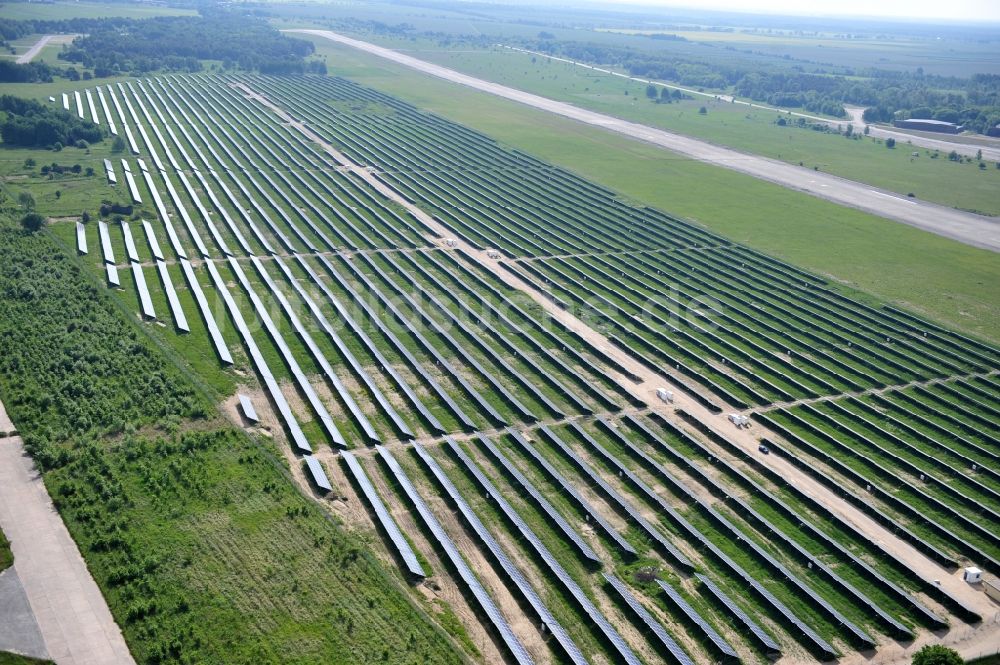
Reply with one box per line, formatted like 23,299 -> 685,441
598,28 -> 1000,77
13,69 -> 997,664
0,1 -> 196,21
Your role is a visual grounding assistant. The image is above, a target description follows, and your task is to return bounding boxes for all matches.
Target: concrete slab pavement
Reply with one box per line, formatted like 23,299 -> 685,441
0,399 -> 134,665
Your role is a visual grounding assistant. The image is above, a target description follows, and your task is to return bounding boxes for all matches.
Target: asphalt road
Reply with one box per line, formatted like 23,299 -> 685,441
293,30 -> 1000,253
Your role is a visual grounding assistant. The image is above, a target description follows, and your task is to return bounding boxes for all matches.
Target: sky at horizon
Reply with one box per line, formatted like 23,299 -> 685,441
599,0 -> 1000,22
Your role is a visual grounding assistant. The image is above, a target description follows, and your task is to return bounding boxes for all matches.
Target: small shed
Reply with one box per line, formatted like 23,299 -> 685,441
964,566 -> 983,583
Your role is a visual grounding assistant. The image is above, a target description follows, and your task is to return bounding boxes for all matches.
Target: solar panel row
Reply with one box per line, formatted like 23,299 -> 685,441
602,573 -> 694,665
316,254 -> 474,431
413,442 -> 584,665
447,439 -> 639,665
340,450 -> 425,579
537,425 -> 693,570
203,259 -> 309,452
376,445 -> 532,665
508,428 -> 637,558
475,434 -> 599,566
250,256 -> 377,444
303,455 -> 332,493
226,257 -> 346,448
272,256 -> 415,440
634,414 -> 946,631
584,421 -> 852,654
656,579 -> 738,661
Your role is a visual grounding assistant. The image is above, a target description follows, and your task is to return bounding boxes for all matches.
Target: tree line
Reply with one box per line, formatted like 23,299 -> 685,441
0,10 -> 323,79
499,36 -> 1000,131
0,95 -> 105,149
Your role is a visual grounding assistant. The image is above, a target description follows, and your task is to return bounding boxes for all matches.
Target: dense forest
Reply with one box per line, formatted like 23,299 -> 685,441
0,10 -> 323,79
0,58 -> 72,83
0,95 -> 104,148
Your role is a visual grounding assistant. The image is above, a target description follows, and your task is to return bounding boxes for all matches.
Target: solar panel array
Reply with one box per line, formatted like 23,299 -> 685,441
238,395 -> 258,423
447,439 -> 640,665
227,257 -> 346,448
131,263 -> 156,320
583,420 -> 847,656
475,434 -> 599,565
272,256 -> 414,440
376,445 -> 533,665
626,424 -> 888,643
603,573 -> 694,665
341,450 -> 425,578
656,579 -> 739,661
57,69 -> 1000,665
76,222 -> 87,255
635,414 -> 947,633
303,455 -> 332,493
507,428 -> 637,558
413,442 -> 583,664
121,221 -> 140,262
97,220 -> 115,264
538,425 -> 693,570
250,256 -> 378,444
694,573 -> 780,656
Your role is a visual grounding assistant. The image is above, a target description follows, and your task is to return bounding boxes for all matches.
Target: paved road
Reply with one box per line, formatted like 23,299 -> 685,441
504,45 -> 1000,162
0,400 -> 135,665
293,30 -> 1000,253
16,35 -> 53,64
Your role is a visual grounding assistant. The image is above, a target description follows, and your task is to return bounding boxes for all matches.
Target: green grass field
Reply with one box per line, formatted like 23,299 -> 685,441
601,28 -> 1000,77
0,653 -> 53,665
299,35 -> 1000,345
341,37 -> 1000,217
0,1 -> 195,21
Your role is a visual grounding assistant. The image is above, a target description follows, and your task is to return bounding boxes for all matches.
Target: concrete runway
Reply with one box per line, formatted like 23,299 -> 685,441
15,35 -> 53,64
292,30 -> 1000,253
0,400 -> 135,665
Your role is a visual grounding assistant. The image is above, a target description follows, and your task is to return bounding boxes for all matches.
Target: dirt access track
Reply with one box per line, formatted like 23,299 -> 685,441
288,29 -> 1000,254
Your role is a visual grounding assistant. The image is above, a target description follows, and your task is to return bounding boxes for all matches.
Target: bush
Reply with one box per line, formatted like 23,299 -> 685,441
886,137 -> 896,148
20,212 -> 46,233
912,645 -> 961,665
17,191 -> 35,210
698,106 -> 708,114
0,94 -> 102,148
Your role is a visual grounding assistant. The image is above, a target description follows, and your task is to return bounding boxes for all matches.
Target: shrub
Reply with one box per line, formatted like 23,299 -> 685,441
911,645 -> 961,665
20,212 -> 46,233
